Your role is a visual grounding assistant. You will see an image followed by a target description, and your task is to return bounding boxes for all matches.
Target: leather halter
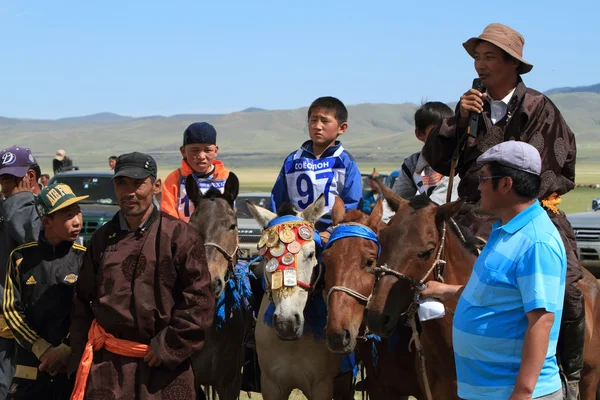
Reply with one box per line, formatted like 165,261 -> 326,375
204,241 -> 239,282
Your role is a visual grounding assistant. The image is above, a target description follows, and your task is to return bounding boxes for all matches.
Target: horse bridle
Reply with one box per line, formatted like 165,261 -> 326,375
364,219 -> 460,400
325,222 -> 378,308
204,241 -> 239,282
366,220 -> 454,295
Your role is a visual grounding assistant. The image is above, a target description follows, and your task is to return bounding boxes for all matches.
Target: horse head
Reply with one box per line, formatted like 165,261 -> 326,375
323,196 -> 384,354
247,195 -> 327,340
365,182 -> 464,337
187,172 -> 239,298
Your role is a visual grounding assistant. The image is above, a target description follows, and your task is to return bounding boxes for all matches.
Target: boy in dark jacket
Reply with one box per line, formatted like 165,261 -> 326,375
3,183 -> 87,399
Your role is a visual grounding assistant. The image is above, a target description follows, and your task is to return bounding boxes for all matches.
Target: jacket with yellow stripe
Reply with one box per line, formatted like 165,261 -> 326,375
3,233 -> 85,358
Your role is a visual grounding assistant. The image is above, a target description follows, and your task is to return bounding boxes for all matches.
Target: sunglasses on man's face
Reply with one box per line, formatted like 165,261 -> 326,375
478,175 -> 503,185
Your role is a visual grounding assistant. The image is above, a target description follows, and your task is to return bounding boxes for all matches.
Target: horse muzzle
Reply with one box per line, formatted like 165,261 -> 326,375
272,311 -> 304,340
326,328 -> 355,354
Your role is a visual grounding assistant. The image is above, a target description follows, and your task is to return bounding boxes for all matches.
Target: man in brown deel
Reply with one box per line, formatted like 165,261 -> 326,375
69,152 -> 214,400
422,23 -> 584,399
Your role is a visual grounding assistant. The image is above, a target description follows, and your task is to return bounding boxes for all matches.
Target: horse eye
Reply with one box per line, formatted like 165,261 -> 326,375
307,251 -> 315,259
365,259 -> 375,268
229,224 -> 237,231
418,248 -> 435,259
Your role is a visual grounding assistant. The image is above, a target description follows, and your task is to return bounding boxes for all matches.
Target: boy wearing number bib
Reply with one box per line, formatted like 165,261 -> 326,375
162,122 -> 230,222
270,96 -> 362,238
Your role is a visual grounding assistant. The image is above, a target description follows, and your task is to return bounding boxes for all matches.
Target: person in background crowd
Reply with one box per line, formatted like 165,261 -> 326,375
40,174 -> 50,188
52,150 -> 73,174
29,164 -> 42,195
361,169 -> 381,215
0,145 -> 42,399
108,156 -> 117,171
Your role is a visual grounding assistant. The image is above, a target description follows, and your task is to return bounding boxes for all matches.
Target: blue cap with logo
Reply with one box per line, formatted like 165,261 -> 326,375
183,122 -> 217,145
0,146 -> 36,178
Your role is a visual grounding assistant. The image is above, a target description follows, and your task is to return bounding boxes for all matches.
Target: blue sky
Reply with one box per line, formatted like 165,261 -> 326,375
2,0 -> 598,119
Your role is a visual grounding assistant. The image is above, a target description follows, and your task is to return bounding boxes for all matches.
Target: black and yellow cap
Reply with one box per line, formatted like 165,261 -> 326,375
35,183 -> 88,217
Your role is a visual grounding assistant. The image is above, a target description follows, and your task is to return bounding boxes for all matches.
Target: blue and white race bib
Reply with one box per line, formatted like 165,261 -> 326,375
284,147 -> 346,212
178,177 -> 226,219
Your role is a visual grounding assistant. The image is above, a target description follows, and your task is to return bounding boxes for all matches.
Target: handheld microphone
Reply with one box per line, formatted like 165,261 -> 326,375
467,78 -> 485,138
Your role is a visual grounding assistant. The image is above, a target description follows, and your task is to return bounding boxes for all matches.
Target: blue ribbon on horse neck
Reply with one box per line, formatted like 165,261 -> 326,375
265,214 -> 303,228
325,224 -> 381,257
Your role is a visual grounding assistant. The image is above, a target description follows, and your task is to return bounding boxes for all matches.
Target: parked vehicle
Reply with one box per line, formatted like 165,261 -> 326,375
236,192 -> 271,258
567,210 -> 600,278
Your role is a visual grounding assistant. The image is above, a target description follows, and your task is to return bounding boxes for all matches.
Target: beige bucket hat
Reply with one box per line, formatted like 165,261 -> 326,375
463,23 -> 533,74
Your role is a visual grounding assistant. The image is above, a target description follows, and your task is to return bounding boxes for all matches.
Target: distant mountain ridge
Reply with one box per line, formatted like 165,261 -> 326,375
545,83 -> 600,95
1,92 -> 599,171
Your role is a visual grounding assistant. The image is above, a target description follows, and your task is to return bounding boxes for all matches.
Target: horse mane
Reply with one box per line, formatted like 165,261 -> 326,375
447,220 -> 483,256
408,194 -> 432,210
406,194 -> 482,256
277,202 -> 297,216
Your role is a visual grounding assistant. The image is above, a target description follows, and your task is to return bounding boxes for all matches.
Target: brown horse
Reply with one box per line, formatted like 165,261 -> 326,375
323,196 -> 423,399
185,173 -> 254,400
366,186 -> 600,399
365,190 -> 472,400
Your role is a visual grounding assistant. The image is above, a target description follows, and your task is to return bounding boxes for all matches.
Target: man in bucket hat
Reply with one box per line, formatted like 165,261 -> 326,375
422,23 -> 583,399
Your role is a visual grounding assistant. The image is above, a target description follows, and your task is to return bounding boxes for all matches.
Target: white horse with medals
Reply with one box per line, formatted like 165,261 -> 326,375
247,195 -> 345,400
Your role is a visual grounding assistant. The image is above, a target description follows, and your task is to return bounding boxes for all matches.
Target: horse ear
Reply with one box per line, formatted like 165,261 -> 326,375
246,200 -> 276,228
331,196 -> 346,226
223,172 -> 239,206
377,179 -> 407,212
435,199 -> 465,224
368,197 -> 384,233
185,175 -> 202,206
301,194 -> 327,225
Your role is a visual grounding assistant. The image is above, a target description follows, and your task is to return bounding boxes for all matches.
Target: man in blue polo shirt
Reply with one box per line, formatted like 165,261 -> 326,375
423,141 -> 566,400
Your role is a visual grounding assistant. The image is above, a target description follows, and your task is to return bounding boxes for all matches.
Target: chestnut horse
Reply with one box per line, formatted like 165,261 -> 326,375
323,196 -> 423,399
366,187 -> 600,399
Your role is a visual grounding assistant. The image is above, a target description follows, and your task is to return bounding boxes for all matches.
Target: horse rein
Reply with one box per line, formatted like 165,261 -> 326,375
365,219 -> 462,400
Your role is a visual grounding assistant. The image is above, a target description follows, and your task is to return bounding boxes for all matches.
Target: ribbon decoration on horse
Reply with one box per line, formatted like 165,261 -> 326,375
260,215 -> 322,296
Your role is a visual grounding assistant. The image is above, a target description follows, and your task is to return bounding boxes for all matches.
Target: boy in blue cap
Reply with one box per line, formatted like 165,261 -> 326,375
162,122 -> 231,222
270,96 -> 362,238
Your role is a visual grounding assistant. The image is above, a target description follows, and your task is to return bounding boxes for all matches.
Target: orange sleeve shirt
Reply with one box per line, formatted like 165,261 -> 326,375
161,160 -> 230,222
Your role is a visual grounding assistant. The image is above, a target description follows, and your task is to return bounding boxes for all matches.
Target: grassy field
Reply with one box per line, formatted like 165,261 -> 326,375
173,161 -> 599,214
35,158 -> 600,214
